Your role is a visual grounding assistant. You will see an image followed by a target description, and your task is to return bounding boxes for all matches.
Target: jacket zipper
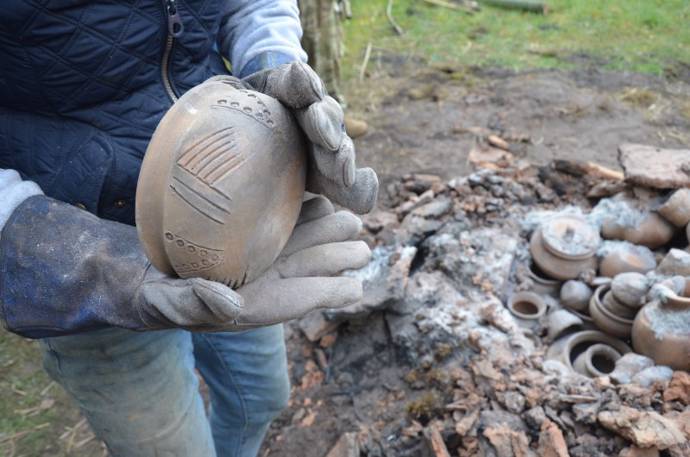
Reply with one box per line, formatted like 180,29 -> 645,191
161,0 -> 184,102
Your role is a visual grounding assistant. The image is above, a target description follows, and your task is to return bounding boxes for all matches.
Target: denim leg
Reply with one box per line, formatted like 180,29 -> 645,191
193,325 -> 290,457
41,328 -> 215,457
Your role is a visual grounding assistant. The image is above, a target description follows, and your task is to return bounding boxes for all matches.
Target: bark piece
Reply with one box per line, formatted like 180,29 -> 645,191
537,419 -> 570,457
618,143 -> 690,189
325,432 -> 360,457
598,406 -> 686,450
663,371 -> 690,405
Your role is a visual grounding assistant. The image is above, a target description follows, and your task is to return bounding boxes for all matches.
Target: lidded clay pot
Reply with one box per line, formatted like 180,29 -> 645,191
136,78 -> 307,287
632,278 -> 690,370
530,215 -> 600,281
526,262 -> 562,296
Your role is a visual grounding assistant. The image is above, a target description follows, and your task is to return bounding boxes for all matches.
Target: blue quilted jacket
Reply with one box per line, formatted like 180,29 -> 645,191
0,0 -> 302,225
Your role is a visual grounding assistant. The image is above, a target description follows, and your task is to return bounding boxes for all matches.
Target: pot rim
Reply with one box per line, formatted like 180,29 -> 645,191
592,285 -> 635,324
508,291 -> 547,320
540,217 -> 600,260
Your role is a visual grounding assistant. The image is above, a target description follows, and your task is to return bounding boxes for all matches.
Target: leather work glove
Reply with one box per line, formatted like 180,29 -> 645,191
0,169 -> 370,337
243,62 -> 379,214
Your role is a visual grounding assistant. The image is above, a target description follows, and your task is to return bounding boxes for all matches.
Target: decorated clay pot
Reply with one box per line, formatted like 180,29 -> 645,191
658,189 -> 690,228
136,78 -> 307,287
632,278 -> 690,370
589,285 -> 634,339
530,216 -> 600,281
508,291 -> 547,320
599,244 -> 656,277
546,330 -> 631,373
560,280 -> 593,312
572,343 -> 622,378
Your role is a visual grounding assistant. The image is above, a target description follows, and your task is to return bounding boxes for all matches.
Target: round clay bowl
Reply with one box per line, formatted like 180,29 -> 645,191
572,343 -> 621,378
546,330 -> 631,372
527,262 -> 562,296
541,215 -> 600,260
602,291 -> 638,320
658,189 -> 690,228
622,213 -> 675,249
589,285 -> 634,339
136,78 -> 307,287
530,228 -> 598,281
599,244 -> 656,277
508,291 -> 547,320
632,279 -> 690,370
560,280 -> 593,312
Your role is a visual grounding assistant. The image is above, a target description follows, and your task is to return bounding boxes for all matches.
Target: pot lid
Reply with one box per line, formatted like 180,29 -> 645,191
541,215 -> 601,260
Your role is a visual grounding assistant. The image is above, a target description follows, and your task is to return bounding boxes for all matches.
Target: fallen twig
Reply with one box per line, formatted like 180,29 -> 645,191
386,0 -> 404,35
553,159 -> 624,181
359,42 -> 372,82
480,0 -> 547,13
423,0 -> 478,12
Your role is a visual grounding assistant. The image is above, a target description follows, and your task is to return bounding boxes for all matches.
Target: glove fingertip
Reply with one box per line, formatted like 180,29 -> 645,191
191,278 -> 244,310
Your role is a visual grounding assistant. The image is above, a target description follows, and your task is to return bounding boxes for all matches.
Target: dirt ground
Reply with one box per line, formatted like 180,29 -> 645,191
259,61 -> 690,457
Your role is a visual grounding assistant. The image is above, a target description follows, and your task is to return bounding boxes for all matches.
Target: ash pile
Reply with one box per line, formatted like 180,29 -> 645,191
276,143 -> 690,457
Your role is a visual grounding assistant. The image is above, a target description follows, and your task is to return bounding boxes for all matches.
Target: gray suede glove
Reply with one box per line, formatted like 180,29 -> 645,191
0,171 -> 369,337
243,62 -> 379,214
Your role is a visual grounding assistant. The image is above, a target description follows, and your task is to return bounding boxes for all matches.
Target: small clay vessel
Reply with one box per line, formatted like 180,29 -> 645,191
136,78 -> 307,287
572,343 -> 621,378
658,189 -> 690,228
546,330 -> 631,373
622,213 -> 675,249
602,290 -> 637,319
632,278 -> 690,370
589,285 -> 634,339
530,216 -> 600,281
507,291 -> 547,320
526,262 -> 562,296
560,280 -> 592,312
610,272 -> 649,309
599,243 -> 656,277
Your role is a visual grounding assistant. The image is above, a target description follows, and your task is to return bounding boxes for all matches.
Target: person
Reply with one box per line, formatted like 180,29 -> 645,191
0,2 -> 377,456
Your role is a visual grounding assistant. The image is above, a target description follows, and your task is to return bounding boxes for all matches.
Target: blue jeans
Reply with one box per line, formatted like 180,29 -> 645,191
40,326 -> 290,457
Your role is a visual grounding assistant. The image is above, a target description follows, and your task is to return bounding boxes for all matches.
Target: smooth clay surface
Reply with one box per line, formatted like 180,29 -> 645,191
136,78 -> 307,287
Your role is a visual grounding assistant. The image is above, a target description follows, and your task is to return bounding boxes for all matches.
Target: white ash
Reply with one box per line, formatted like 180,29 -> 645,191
589,197 -> 647,230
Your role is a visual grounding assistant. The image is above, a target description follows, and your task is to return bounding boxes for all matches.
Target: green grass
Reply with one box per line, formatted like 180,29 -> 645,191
0,332 -> 97,456
342,0 -> 690,77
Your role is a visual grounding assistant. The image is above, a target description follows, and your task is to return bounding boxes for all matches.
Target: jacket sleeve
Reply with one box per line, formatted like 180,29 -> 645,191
219,0 -> 308,78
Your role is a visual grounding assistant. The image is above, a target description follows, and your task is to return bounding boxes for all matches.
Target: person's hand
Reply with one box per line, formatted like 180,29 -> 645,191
232,195 -> 371,328
243,62 -> 379,214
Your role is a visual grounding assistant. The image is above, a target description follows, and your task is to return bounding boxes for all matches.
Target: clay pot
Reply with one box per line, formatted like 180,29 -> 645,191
589,285 -> 634,339
622,213 -> 675,249
136,79 -> 307,287
610,272 -> 649,309
526,262 -> 562,296
599,244 -> 656,277
546,330 -> 631,373
560,280 -> 593,312
658,189 -> 690,228
530,216 -> 600,281
508,291 -> 547,320
572,343 -> 621,378
632,278 -> 690,370
546,309 -> 584,341
603,290 -> 638,319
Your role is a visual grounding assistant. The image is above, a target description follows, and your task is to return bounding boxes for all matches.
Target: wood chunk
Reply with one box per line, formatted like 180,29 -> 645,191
325,432 -> 359,457
537,419 -> 570,457
598,406 -> 686,450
